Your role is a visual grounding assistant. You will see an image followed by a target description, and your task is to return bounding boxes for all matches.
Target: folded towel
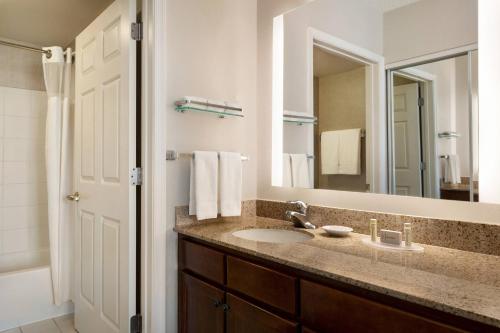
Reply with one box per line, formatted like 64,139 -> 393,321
444,154 -> 461,184
290,154 -> 311,188
219,152 -> 242,217
321,129 -> 361,175
189,151 -> 218,220
282,153 -> 292,187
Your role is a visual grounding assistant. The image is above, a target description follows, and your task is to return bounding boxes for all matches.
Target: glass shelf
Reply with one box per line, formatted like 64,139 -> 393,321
175,105 -> 244,119
284,118 -> 317,126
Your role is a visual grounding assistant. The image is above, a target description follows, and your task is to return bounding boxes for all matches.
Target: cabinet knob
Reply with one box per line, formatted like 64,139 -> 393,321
212,299 -> 222,308
222,304 -> 230,312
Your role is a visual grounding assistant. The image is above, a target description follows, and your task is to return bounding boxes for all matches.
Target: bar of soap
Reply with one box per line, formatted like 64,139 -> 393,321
380,229 -> 402,246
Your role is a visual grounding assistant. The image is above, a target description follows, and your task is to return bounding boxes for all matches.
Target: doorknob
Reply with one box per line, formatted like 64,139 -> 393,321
67,192 -> 80,202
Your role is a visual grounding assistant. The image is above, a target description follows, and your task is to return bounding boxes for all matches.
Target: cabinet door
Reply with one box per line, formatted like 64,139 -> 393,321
179,272 -> 225,333
226,293 -> 298,333
301,280 -> 463,333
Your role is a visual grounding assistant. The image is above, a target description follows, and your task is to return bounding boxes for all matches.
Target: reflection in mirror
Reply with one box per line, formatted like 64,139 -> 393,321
273,0 -> 480,202
388,51 -> 479,201
313,46 -> 368,192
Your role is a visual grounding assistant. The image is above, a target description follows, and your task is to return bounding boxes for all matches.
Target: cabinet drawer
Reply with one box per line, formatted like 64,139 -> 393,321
179,240 -> 224,284
227,256 -> 297,315
226,293 -> 298,333
300,280 -> 464,333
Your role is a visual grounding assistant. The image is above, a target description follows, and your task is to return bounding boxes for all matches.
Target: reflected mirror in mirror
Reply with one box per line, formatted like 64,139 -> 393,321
273,0 -> 480,203
388,51 -> 478,201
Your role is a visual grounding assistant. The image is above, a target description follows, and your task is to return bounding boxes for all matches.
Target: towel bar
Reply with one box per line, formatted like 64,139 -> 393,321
166,150 -> 249,161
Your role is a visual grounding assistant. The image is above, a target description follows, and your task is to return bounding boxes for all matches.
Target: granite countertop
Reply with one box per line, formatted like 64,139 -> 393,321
174,215 -> 500,328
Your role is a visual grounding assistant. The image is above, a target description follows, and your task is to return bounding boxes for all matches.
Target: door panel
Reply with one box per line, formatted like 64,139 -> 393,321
394,83 -> 422,197
179,273 -> 225,333
74,1 -> 136,332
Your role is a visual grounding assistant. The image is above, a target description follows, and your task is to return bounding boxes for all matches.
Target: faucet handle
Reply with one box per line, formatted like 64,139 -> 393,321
287,200 -> 308,214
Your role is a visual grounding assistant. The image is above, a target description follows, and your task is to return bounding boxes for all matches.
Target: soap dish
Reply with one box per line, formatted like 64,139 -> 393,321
361,237 -> 424,252
322,225 -> 353,237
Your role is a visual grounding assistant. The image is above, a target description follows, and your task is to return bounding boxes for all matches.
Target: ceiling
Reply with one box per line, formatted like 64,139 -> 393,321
0,0 -> 114,47
314,47 -> 365,77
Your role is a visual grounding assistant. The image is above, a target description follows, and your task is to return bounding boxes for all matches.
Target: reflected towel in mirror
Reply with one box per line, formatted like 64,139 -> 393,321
290,154 -> 311,188
283,153 -> 292,187
321,129 -> 361,175
444,154 -> 461,184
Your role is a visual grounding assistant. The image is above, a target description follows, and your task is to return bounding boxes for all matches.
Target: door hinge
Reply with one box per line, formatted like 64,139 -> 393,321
420,161 -> 426,171
131,22 -> 143,41
130,167 -> 143,186
418,97 -> 425,107
130,314 -> 142,333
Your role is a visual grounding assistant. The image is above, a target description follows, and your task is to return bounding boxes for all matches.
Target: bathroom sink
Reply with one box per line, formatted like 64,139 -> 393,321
232,228 -> 313,244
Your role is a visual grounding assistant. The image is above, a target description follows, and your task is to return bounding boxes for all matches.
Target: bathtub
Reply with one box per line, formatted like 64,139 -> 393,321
0,252 -> 73,331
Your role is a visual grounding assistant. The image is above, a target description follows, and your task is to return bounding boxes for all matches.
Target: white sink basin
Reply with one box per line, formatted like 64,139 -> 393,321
232,228 -> 313,244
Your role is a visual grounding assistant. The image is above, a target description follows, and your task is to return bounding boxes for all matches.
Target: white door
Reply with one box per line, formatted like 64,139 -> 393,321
73,0 -> 137,332
393,83 -> 422,196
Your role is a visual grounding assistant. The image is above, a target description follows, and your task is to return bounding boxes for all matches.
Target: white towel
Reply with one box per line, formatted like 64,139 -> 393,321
444,154 -> 461,184
219,152 -> 242,217
321,129 -> 361,175
189,151 -> 218,220
338,129 -> 361,175
282,153 -> 292,187
321,131 -> 341,174
290,154 -> 311,188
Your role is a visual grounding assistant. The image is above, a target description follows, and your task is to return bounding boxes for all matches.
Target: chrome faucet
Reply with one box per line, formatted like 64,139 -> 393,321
286,200 -> 317,229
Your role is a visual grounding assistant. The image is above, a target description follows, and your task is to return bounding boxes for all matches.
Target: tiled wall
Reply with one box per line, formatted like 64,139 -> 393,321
0,44 -> 45,91
0,86 -> 48,272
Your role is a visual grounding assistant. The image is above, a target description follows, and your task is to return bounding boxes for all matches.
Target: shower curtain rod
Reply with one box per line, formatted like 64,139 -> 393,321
0,39 -> 52,58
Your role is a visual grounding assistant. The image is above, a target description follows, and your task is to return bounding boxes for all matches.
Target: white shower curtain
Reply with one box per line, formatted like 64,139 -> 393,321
42,46 -> 73,305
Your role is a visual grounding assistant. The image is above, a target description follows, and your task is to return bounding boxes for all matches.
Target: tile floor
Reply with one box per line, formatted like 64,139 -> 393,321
1,314 -> 75,333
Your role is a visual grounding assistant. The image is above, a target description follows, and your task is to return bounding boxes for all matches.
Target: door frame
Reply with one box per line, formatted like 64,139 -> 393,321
304,28 -> 386,192
140,0 -> 168,332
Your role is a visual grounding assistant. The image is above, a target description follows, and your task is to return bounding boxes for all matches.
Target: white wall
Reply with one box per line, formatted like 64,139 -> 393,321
0,43 -> 45,91
164,0 -> 258,331
479,0 -> 500,204
454,53 -> 478,180
384,0 -> 477,64
418,54 -> 478,181
166,0 -> 258,204
417,59 -> 458,158
258,0 -> 500,223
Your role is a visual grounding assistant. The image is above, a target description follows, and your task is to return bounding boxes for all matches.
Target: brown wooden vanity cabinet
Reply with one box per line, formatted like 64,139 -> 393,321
178,237 -> 497,333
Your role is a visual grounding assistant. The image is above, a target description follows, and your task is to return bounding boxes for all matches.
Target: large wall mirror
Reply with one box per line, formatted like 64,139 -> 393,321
272,0 -> 480,203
